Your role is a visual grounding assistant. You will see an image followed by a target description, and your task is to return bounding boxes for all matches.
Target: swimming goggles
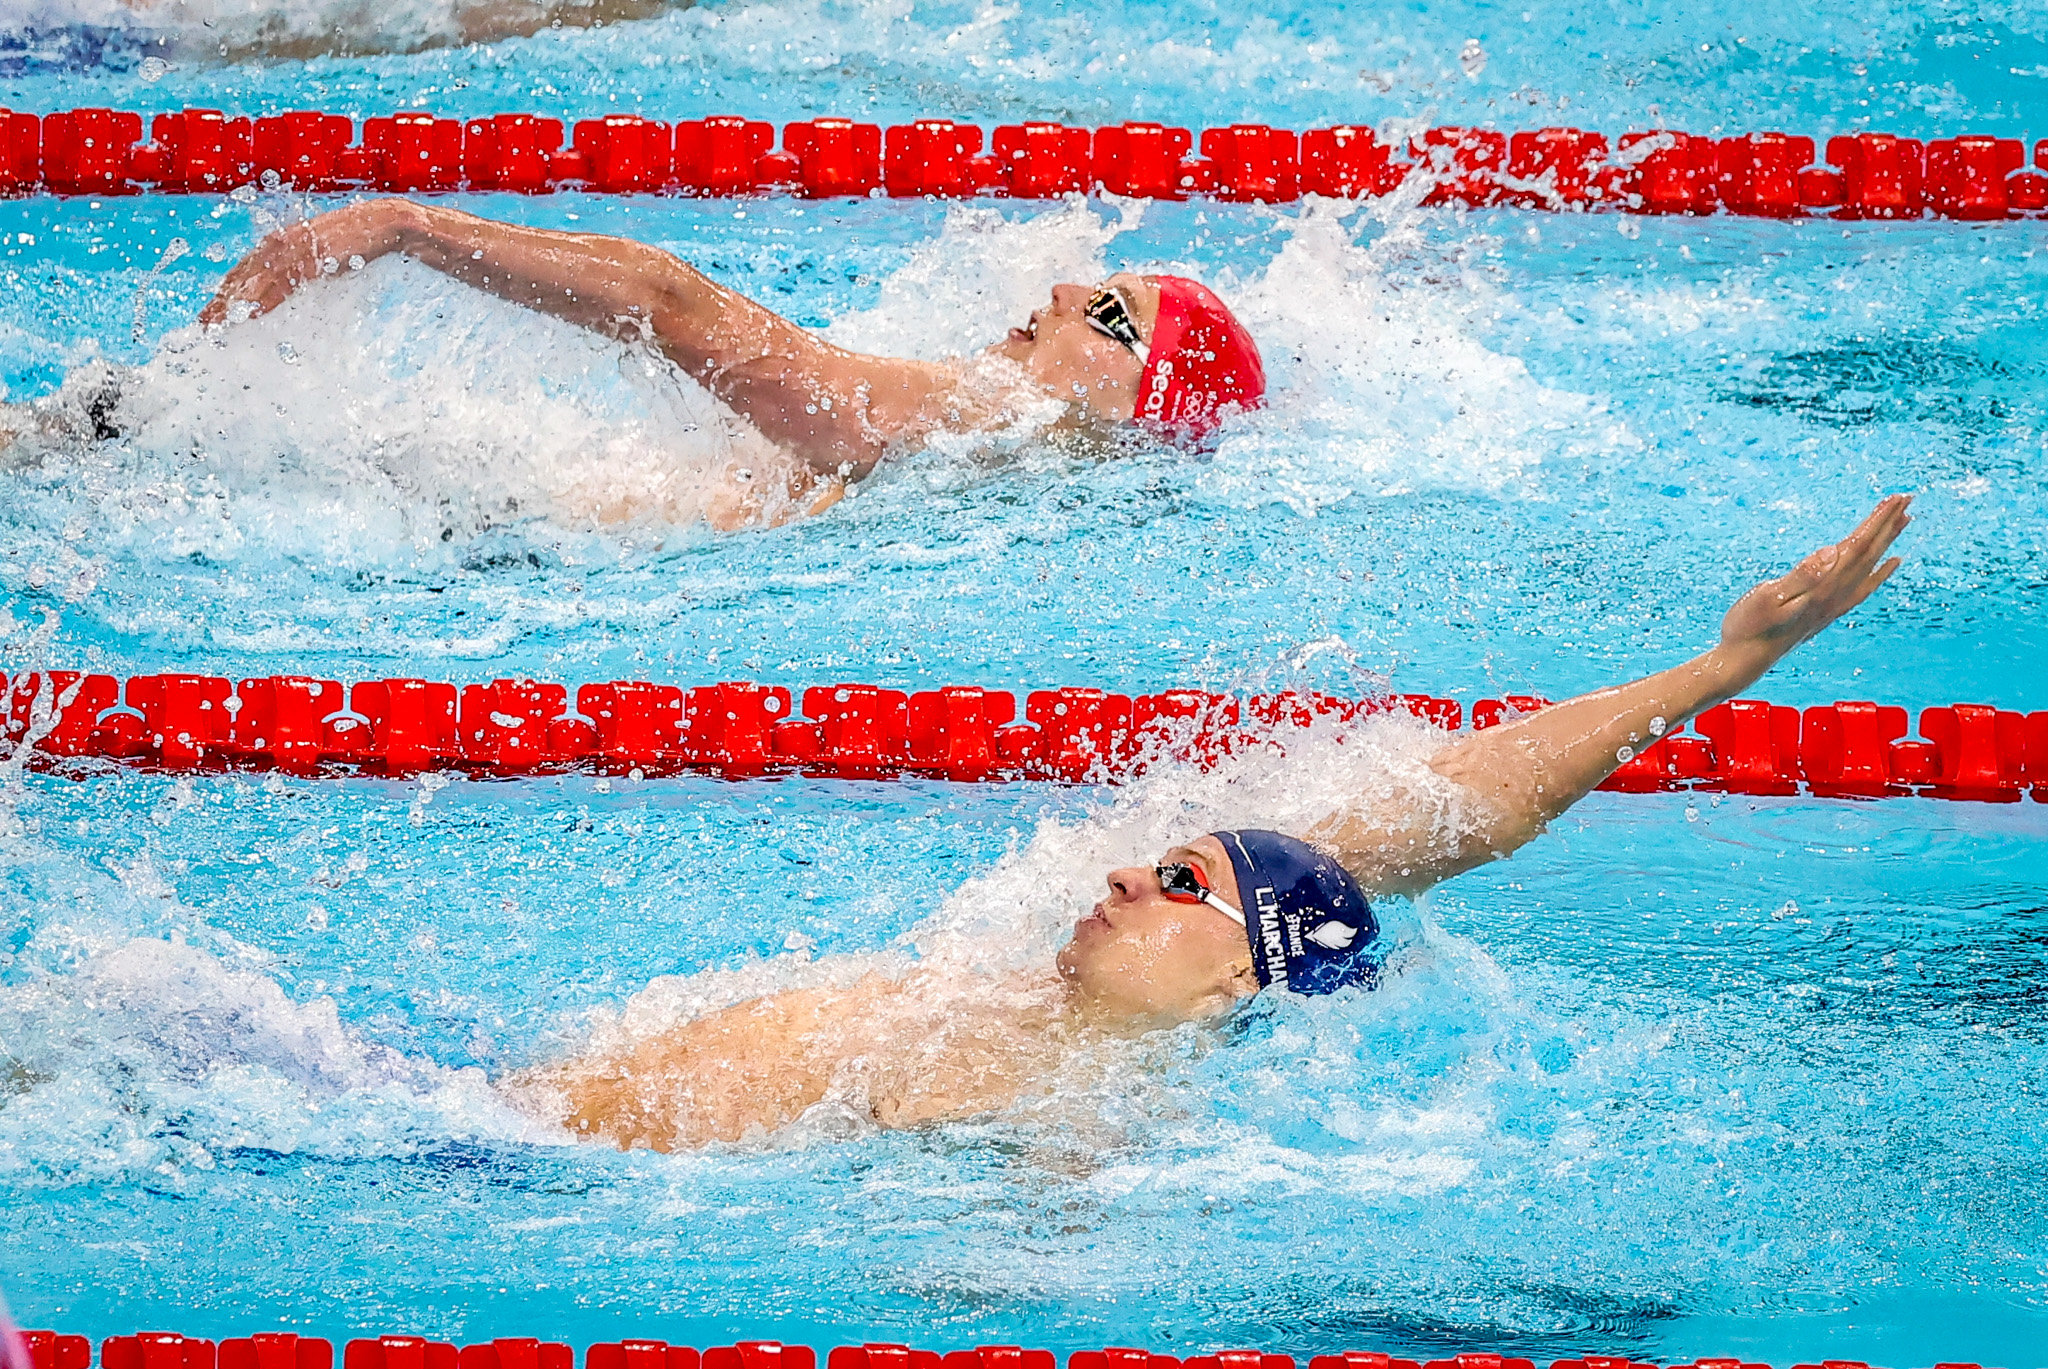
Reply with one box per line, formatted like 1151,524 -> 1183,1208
1086,286 -> 1149,362
1157,860 -> 1245,927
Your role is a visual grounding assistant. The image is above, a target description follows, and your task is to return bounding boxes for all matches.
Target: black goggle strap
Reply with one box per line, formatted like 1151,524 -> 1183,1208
1086,288 -> 1149,361
1158,862 -> 1245,927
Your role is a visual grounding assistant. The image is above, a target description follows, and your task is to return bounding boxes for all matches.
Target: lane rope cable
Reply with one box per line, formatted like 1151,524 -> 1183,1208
2,669 -> 2041,801
1,108 -> 2043,218
7,1327 -> 1996,1369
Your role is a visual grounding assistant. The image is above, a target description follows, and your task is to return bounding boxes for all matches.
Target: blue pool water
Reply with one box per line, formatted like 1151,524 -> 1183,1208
3,2 -> 2048,1366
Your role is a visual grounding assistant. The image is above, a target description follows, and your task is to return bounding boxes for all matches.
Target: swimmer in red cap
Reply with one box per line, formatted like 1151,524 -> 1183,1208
514,497 -> 1912,1149
193,198 -> 1264,526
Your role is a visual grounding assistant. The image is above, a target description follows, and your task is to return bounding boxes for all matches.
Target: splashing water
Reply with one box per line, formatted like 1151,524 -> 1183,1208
2,0 -> 2047,1359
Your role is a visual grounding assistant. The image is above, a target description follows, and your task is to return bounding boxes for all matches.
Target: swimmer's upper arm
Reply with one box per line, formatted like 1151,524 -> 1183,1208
1318,500 -> 1915,899
1315,651 -> 1775,899
412,216 -> 927,475
641,267 -> 929,476
1309,791 -> 1502,900
868,1064 -> 1025,1131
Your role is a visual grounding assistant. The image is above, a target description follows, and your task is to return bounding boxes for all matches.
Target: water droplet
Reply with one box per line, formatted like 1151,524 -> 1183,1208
1459,39 -> 1487,78
139,56 -> 172,83
1615,745 -> 1636,762
1649,715 -> 1668,736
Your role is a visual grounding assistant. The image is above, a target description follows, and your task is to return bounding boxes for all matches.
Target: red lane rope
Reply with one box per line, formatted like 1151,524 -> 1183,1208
1,107 -> 2044,218
13,1331 -> 1980,1369
2,670 -> 2042,801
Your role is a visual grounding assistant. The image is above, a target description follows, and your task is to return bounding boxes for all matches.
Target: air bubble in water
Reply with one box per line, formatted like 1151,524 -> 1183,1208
1459,39 -> 1487,78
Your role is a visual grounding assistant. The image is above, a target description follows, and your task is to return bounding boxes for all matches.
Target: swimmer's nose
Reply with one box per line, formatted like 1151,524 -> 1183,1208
1050,282 -> 1090,313
1105,865 -> 1153,901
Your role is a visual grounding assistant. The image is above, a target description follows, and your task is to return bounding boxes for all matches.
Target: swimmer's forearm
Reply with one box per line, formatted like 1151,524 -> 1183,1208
201,199 -> 947,475
382,201 -> 906,465
1425,645 -> 1762,850
204,197 -> 758,349
383,200 -> 735,340
1405,498 -> 1909,877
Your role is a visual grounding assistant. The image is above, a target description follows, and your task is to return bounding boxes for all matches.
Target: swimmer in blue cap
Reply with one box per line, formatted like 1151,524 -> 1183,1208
1051,829 -> 1380,1025
522,496 -> 1912,1148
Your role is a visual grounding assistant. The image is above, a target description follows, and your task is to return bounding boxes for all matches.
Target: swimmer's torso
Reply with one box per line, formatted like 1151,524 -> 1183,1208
515,969 -> 1073,1150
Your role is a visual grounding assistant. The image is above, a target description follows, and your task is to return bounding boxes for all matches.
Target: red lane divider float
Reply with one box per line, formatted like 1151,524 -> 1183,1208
8,1337 -> 2003,1369
4,106 -> 2048,218
0,671 -> 2044,801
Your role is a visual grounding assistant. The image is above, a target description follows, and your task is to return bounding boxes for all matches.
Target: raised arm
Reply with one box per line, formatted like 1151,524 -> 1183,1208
198,198 -> 957,474
1316,495 -> 1913,896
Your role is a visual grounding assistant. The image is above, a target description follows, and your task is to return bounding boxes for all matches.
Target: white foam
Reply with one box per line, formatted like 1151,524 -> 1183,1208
10,0 -> 581,56
1208,198 -> 1638,506
907,709 -> 1468,978
0,931 -> 563,1186
8,252 -> 810,570
822,196 -> 1140,362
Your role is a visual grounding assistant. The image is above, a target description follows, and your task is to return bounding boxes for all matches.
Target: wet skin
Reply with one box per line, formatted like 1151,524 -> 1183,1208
516,496 -> 1915,1149
196,200 -> 1162,527
189,219 -> 1920,1145
1058,834 -> 1257,1025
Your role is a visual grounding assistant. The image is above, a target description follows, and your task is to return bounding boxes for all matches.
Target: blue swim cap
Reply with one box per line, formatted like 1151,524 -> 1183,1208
1213,829 -> 1380,995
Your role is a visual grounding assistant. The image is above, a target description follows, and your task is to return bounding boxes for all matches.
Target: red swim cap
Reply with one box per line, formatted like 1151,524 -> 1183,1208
1136,275 -> 1266,439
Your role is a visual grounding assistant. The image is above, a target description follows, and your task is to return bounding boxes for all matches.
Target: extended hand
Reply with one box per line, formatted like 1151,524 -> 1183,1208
197,199 -> 411,327
1718,494 -> 1911,673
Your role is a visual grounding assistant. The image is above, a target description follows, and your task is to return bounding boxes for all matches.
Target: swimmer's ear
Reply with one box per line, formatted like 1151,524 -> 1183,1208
1193,957 -> 1260,1021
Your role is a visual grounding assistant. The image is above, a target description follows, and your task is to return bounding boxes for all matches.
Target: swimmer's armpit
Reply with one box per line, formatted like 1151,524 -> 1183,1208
1317,496 -> 1912,897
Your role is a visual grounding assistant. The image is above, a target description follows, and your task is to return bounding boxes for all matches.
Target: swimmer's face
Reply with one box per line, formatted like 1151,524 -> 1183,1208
1055,834 -> 1259,1027
992,272 -> 1159,423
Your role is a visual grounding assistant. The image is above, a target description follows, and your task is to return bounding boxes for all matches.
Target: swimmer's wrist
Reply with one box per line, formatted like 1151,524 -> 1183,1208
368,197 -> 431,255
329,197 -> 427,262
1701,640 -> 1778,697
